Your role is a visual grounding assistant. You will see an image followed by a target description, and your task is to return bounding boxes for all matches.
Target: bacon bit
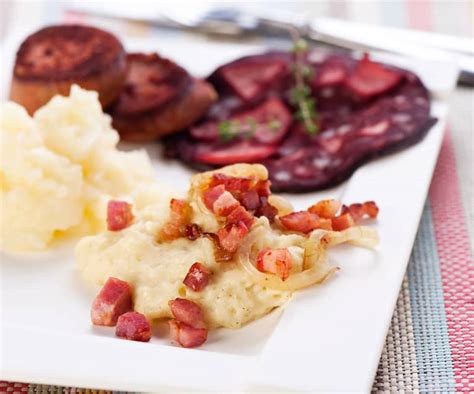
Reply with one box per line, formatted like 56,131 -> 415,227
331,213 -> 356,231
341,201 -> 379,221
255,197 -> 278,222
280,211 -> 321,233
256,247 -> 293,281
213,191 -> 240,216
160,199 -> 190,241
168,298 -> 206,329
226,205 -> 254,229
168,319 -> 208,348
183,262 -> 211,292
217,221 -> 249,253
91,277 -> 133,326
254,180 -> 272,197
308,199 -> 342,218
184,223 -> 202,240
241,189 -> 260,211
115,312 -> 151,342
202,184 -> 226,211
107,200 -> 134,231
209,173 -> 252,194
318,218 -> 333,230
363,201 -> 379,218
204,232 -> 234,262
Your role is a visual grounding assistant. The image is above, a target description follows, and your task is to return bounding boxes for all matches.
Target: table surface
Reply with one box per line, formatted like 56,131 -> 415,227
1,1 -> 473,393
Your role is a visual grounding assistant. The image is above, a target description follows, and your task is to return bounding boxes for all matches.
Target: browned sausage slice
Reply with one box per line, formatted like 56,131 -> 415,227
10,24 -> 126,114
110,53 -> 217,142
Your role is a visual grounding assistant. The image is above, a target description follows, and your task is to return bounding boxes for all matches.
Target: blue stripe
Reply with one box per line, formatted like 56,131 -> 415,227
380,0 -> 407,28
407,202 -> 455,392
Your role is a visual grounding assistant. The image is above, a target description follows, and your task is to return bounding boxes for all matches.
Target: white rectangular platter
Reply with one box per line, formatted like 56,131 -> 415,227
0,31 -> 458,392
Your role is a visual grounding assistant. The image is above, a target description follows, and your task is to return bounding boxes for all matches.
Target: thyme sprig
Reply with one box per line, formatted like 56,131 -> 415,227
290,37 -> 319,135
217,117 -> 281,142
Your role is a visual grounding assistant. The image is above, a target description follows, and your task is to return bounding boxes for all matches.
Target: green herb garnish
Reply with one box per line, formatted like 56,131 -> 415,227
290,37 -> 319,135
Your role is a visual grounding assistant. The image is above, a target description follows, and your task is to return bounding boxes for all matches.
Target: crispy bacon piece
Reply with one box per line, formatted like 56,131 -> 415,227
255,197 -> 278,222
279,211 -> 322,233
341,201 -> 379,221
241,189 -> 260,211
168,298 -> 206,329
204,233 -> 234,262
183,262 -> 211,292
254,180 -> 272,197
256,247 -> 293,281
213,191 -> 240,216
115,311 -> 151,342
331,213 -> 356,231
168,319 -> 208,348
217,222 -> 249,253
107,200 -> 134,231
308,199 -> 341,219
209,174 -> 252,195
91,277 -> 133,326
202,184 -> 226,211
160,198 -> 190,241
226,205 -> 254,229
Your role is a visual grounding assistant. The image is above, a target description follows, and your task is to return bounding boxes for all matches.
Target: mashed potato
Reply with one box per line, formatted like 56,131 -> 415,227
76,192 -> 292,329
0,86 -> 155,253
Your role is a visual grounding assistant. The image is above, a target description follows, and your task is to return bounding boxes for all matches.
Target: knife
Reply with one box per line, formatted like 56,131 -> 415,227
69,3 -> 473,85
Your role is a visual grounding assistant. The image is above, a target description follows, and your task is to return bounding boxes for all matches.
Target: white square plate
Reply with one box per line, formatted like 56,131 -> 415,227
0,31 -> 458,392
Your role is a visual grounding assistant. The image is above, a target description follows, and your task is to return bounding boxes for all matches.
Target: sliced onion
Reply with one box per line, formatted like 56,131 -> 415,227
238,225 -> 378,291
239,251 -> 338,291
321,226 -> 379,249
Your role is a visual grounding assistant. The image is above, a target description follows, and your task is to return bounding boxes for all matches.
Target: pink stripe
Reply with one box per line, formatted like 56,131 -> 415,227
429,130 -> 474,391
406,0 -> 432,30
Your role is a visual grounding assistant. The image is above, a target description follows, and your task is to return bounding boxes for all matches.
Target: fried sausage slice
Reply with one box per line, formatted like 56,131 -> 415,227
110,53 -> 217,142
10,24 -> 126,114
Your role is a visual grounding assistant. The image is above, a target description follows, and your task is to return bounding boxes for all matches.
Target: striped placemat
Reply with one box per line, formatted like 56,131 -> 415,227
1,1 -> 473,393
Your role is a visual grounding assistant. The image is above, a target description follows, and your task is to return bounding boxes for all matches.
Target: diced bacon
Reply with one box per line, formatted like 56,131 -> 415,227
168,319 -> 208,348
341,201 -> 379,221
364,201 -> 379,218
184,223 -> 202,240
91,277 -> 133,326
254,180 -> 272,197
115,312 -> 151,342
256,247 -> 293,281
168,298 -> 206,329
202,184 -> 226,211
255,197 -> 278,222
107,200 -> 134,231
280,211 -> 321,233
210,174 -> 252,195
160,199 -> 190,241
241,189 -> 260,211
183,262 -> 211,292
226,205 -> 254,229
308,199 -> 341,218
331,213 -> 356,231
318,218 -> 333,230
217,221 -> 249,253
213,191 -> 240,216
